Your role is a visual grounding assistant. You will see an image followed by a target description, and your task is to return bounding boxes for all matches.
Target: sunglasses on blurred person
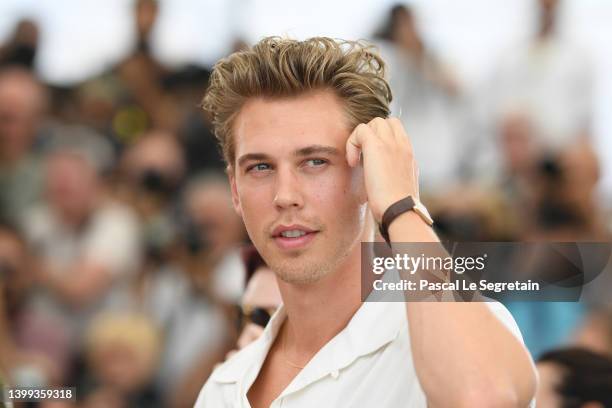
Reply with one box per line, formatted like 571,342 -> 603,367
237,245 -> 282,331
237,304 -> 277,330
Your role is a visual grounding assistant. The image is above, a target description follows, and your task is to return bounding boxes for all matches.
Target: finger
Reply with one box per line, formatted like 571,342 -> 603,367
367,117 -> 393,142
388,117 -> 414,153
346,123 -> 370,167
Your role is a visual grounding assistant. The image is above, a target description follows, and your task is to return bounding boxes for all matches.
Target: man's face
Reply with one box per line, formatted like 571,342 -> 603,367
230,90 -> 367,284
0,82 -> 37,162
46,152 -> 98,223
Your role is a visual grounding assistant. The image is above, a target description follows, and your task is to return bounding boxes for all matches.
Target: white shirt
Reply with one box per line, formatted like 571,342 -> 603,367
22,202 -> 142,342
489,37 -> 593,151
195,300 -> 525,407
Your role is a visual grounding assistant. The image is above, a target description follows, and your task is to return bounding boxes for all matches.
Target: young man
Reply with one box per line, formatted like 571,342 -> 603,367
195,37 -> 536,407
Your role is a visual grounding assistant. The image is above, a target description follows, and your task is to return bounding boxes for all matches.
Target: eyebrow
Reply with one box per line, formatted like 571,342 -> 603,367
237,153 -> 270,168
295,145 -> 341,157
237,145 -> 341,168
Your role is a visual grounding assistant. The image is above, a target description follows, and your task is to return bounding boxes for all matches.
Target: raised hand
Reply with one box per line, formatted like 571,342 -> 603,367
346,117 -> 419,223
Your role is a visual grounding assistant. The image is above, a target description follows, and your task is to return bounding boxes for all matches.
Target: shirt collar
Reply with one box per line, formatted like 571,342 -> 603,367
211,300 -> 406,396
280,301 -> 405,396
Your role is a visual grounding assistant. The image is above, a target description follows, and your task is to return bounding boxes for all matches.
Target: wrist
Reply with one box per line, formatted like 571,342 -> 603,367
378,195 -> 433,244
388,211 -> 437,243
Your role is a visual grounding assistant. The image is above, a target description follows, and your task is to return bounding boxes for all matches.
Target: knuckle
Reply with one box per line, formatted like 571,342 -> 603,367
372,117 -> 386,126
389,117 -> 402,128
355,123 -> 370,139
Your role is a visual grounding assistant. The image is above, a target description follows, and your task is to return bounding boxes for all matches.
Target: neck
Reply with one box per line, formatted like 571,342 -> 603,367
277,215 -> 376,357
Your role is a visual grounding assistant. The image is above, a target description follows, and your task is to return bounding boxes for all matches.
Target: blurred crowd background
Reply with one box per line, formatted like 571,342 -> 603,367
1,0 -> 612,407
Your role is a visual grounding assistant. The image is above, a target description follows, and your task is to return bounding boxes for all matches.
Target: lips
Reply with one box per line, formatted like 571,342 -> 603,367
272,224 -> 316,237
271,224 -> 319,250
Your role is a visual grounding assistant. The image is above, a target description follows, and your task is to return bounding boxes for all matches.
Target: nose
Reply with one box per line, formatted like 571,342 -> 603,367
273,165 -> 304,210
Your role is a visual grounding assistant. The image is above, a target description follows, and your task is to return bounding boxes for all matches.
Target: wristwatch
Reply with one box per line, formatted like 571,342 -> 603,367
378,196 -> 433,244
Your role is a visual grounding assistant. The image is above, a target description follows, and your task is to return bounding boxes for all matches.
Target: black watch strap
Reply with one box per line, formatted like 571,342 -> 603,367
378,196 -> 416,245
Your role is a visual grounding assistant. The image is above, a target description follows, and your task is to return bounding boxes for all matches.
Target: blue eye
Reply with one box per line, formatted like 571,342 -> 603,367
248,163 -> 271,173
306,159 -> 327,167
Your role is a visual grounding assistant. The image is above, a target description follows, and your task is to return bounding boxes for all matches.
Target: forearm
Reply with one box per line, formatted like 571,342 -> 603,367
389,213 -> 536,406
406,302 -> 535,407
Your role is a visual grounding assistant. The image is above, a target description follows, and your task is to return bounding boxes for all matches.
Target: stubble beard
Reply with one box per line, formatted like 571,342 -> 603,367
267,211 -> 366,285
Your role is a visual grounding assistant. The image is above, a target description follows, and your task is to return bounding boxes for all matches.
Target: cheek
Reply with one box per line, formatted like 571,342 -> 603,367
309,166 -> 365,215
236,183 -> 273,227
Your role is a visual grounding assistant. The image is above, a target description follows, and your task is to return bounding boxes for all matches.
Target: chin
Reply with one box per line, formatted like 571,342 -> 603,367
270,257 -> 332,285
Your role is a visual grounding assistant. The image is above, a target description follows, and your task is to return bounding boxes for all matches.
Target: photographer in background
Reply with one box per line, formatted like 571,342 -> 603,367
500,115 -> 609,356
117,130 -> 186,267
176,174 -> 247,305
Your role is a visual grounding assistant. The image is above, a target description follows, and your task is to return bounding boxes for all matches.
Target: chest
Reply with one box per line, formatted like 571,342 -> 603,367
247,349 -> 301,408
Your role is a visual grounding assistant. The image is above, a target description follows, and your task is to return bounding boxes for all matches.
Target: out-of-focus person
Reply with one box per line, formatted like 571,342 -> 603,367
0,67 -> 48,224
79,313 -> 162,408
500,120 -> 609,357
505,0 -> 592,148
0,18 -> 39,70
151,174 -> 247,407
523,140 -> 607,241
374,4 -> 463,194
117,130 -> 185,265
115,0 -> 179,134
492,17 -> 607,356
108,172 -> 245,407
231,245 -> 282,355
177,173 -> 247,305
155,243 -> 275,406
536,347 -> 612,408
18,133 -> 141,382
74,0 -> 180,149
478,0 -> 594,184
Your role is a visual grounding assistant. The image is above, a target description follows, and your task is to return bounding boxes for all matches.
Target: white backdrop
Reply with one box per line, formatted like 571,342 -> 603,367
0,0 -> 611,201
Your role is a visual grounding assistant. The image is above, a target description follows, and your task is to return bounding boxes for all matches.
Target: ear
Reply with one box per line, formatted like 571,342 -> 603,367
228,166 -> 243,217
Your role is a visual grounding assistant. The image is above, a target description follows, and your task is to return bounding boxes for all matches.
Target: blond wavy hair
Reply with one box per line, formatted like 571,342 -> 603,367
202,36 -> 392,165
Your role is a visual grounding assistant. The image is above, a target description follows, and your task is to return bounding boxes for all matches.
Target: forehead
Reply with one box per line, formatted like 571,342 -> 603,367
232,90 -> 352,160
